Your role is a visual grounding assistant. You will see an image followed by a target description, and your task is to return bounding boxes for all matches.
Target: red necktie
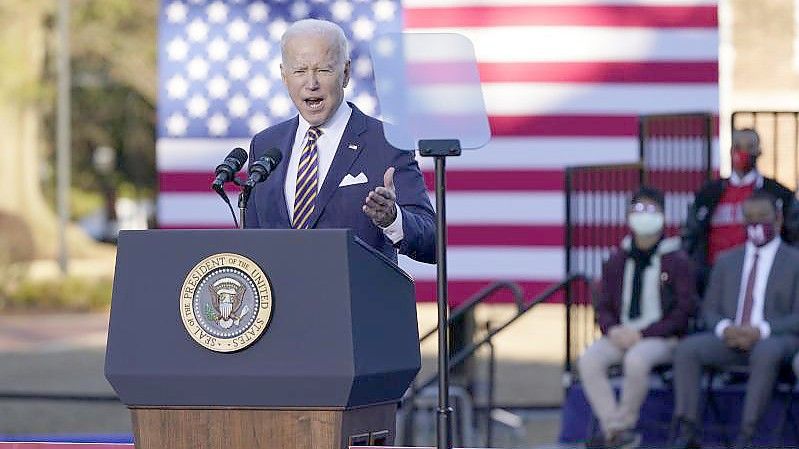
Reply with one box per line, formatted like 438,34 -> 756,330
740,251 -> 759,325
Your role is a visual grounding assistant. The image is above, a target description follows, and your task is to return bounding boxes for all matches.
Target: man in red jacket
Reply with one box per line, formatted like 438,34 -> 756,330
682,128 -> 798,294
579,187 -> 699,449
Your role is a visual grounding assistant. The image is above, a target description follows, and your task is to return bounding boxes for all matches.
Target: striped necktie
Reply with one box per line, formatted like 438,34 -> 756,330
292,126 -> 322,229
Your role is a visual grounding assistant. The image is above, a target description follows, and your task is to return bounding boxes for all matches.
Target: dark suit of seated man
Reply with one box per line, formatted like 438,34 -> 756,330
244,19 -> 435,264
671,190 -> 799,449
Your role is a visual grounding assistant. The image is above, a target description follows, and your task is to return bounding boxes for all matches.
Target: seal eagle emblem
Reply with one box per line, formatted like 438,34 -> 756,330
180,253 -> 273,352
208,278 -> 248,329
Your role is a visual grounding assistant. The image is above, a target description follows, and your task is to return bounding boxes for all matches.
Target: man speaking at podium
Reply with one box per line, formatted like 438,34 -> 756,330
244,19 -> 436,265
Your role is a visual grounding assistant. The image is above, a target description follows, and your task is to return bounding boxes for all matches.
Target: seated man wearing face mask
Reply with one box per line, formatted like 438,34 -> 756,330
671,190 -> 799,449
579,187 -> 698,449
682,128 -> 799,295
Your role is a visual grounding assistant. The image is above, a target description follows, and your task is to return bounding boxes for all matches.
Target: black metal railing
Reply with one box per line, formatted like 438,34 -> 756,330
402,274 -> 589,447
640,112 -> 715,236
417,281 -> 525,345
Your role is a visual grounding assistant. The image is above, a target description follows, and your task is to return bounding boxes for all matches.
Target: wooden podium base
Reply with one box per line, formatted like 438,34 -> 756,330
130,403 -> 396,449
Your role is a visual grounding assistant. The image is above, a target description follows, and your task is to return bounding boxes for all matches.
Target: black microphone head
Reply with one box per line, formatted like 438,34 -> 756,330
264,147 -> 282,165
225,147 -> 248,170
213,147 -> 249,189
246,148 -> 283,187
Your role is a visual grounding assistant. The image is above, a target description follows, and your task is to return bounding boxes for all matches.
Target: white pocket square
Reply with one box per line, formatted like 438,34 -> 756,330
339,172 -> 368,187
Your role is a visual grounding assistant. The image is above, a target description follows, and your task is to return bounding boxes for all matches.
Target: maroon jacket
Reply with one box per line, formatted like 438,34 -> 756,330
596,236 -> 699,338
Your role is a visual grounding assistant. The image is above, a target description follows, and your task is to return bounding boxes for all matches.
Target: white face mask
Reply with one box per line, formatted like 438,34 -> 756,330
628,212 -> 665,236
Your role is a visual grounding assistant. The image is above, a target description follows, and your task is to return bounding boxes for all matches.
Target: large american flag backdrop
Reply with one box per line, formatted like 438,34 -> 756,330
157,0 -> 719,303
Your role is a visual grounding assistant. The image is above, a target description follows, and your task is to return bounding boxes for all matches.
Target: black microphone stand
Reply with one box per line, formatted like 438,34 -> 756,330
235,179 -> 250,230
419,138 -> 461,449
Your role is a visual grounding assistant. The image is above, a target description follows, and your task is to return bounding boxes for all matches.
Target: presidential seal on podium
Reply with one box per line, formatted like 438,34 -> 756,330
179,253 -> 273,352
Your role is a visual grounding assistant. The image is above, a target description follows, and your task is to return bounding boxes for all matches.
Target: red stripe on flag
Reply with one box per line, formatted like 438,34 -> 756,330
422,169 -> 563,191
158,223 -> 565,246
569,225 -> 629,248
647,169 -> 710,192
448,225 -> 563,246
404,5 -> 718,28
160,172 -> 215,192
477,62 -> 718,84
400,61 -> 717,84
489,115 -> 639,137
414,280 -> 569,305
159,172 -> 250,193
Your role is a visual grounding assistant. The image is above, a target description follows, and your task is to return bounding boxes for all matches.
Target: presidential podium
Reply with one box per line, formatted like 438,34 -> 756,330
105,229 -> 421,449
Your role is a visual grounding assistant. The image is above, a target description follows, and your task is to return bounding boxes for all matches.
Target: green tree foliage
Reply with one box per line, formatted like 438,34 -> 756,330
0,0 -> 157,259
60,0 -> 158,199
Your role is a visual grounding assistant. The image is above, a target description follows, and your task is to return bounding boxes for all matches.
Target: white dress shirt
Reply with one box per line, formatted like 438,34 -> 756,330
284,101 -> 404,242
715,237 -> 781,340
728,169 -> 761,187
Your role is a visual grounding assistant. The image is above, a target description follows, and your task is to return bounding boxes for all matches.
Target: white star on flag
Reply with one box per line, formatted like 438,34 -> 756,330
269,95 -> 292,118
373,0 -> 396,21
166,75 -> 189,99
207,76 -> 230,99
228,94 -> 250,118
247,75 -> 271,98
187,95 -> 210,118
227,18 -> 250,42
187,57 -> 210,79
268,19 -> 288,41
166,2 -> 188,23
332,1 -> 354,21
248,38 -> 270,60
207,113 -> 229,136
165,113 -> 188,136
167,38 -> 189,61
290,1 -> 310,19
227,57 -> 251,79
207,1 -> 229,23
248,113 -> 269,135
352,17 -> 376,41
207,37 -> 230,61
186,19 -> 209,42
247,2 -> 269,22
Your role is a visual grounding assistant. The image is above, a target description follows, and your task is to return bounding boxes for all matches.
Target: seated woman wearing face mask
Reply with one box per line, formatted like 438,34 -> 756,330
579,187 -> 699,449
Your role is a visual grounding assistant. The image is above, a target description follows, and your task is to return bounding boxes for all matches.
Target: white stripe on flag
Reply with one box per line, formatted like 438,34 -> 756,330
157,137 -> 642,172
157,138 -> 250,171
435,191 -> 564,223
403,83 -> 719,116
418,137 -> 640,169
399,247 -> 565,280
157,191 -> 566,226
403,27 -> 718,62
480,83 -> 718,115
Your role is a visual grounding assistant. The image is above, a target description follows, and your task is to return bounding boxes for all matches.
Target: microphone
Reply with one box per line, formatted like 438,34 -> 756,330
212,147 -> 248,189
245,148 -> 283,187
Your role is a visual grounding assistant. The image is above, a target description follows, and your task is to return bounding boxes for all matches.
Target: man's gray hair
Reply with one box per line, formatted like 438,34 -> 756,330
281,19 -> 350,65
